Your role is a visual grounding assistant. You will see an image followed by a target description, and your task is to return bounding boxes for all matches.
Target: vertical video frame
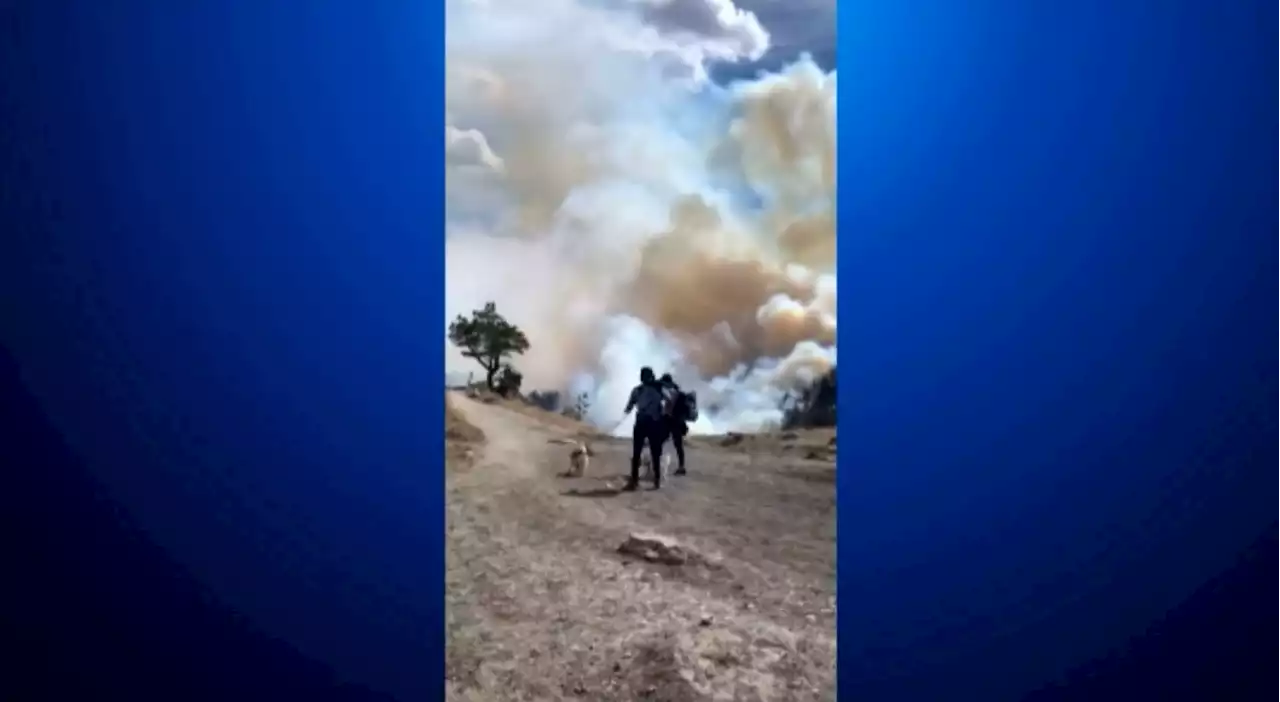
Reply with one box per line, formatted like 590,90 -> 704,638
444,0 -> 836,699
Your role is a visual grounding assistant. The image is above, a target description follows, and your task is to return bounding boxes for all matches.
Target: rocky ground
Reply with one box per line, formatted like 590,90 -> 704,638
445,392 -> 836,701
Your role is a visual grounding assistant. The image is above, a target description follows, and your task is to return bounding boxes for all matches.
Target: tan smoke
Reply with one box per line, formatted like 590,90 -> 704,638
444,0 -> 836,432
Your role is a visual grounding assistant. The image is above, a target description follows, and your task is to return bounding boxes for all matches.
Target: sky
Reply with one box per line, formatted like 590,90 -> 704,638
731,0 -> 836,73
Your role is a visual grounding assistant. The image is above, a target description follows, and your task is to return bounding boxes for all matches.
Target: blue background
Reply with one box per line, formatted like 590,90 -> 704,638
837,1 -> 1275,699
3,3 -> 445,700
0,1 -> 1274,701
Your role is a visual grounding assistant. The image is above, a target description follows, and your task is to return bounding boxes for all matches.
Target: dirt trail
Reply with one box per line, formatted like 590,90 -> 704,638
445,392 -> 836,701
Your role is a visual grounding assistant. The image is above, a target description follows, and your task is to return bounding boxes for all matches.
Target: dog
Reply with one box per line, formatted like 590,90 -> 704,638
640,452 -> 672,482
567,441 -> 593,477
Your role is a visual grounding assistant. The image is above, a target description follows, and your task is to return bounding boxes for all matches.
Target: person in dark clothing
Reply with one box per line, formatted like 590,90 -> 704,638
622,366 -> 668,490
659,373 -> 688,476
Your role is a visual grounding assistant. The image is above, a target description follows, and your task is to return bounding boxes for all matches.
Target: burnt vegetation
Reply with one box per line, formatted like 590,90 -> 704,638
780,367 -> 836,430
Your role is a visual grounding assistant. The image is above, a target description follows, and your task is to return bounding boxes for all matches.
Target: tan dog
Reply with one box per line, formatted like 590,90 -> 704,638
567,441 -> 593,477
640,452 -> 672,482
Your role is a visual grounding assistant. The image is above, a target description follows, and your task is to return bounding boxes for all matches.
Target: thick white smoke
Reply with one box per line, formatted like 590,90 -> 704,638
445,0 -> 836,434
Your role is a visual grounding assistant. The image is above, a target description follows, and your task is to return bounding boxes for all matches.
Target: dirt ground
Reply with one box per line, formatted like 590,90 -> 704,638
445,392 -> 836,701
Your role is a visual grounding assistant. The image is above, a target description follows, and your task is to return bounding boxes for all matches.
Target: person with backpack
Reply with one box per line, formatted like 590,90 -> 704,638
621,366 -> 669,490
660,373 -> 695,476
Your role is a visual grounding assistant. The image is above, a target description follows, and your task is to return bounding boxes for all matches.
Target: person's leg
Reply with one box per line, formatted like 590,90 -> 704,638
670,420 -> 686,474
647,420 -> 666,488
626,421 -> 644,489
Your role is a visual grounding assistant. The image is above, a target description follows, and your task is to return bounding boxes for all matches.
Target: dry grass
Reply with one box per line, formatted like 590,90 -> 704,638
447,402 -> 486,443
694,427 -> 837,463
446,397 -> 486,469
445,392 -> 836,700
495,399 -> 603,439
465,387 -> 608,440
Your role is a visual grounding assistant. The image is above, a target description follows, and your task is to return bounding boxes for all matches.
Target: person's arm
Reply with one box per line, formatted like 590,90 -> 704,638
623,386 -> 638,414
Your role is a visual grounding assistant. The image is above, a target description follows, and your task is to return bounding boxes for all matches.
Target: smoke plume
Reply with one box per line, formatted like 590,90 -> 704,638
445,0 -> 836,434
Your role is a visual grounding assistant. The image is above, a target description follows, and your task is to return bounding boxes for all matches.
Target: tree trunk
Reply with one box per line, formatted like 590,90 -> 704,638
485,365 -> 498,391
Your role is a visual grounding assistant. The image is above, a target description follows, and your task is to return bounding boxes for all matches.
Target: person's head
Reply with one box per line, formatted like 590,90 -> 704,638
639,366 -> 655,384
660,373 -> 675,386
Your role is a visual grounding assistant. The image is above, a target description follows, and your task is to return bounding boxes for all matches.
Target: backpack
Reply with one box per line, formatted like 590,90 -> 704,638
673,390 -> 698,422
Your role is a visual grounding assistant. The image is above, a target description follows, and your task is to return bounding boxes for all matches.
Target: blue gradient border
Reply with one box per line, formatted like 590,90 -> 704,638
836,1 -> 1275,699
2,3 -> 446,700
3,1 -> 1274,700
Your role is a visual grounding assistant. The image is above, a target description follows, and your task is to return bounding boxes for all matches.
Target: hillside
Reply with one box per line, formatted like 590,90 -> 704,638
444,393 -> 836,701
